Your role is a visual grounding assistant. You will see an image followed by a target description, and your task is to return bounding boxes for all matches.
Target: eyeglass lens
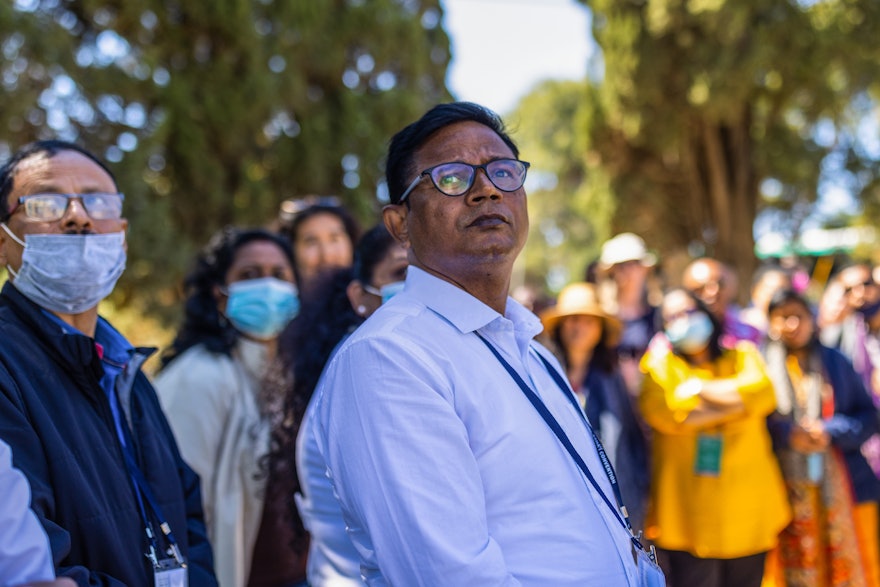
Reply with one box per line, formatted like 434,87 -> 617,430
20,193 -> 124,221
428,159 -> 528,197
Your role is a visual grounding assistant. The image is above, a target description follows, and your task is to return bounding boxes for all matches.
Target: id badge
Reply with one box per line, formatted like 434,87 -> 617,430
154,559 -> 188,587
694,434 -> 722,477
635,547 -> 666,587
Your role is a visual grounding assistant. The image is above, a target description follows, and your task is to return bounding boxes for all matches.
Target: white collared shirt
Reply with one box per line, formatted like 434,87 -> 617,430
315,267 -> 639,586
0,438 -> 55,583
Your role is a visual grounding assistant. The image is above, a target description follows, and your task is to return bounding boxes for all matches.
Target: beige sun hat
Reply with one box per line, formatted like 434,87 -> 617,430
599,232 -> 657,270
540,282 -> 622,346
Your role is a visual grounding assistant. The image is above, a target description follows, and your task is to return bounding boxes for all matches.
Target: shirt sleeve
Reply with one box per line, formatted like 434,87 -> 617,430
317,336 -> 522,587
0,438 -> 55,584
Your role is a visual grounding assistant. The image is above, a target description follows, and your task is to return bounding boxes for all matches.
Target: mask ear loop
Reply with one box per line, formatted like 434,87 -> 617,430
1,223 -> 26,248
0,223 -> 25,279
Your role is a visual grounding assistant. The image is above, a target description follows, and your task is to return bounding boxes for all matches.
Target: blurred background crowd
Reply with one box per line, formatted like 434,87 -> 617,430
5,1 -> 880,585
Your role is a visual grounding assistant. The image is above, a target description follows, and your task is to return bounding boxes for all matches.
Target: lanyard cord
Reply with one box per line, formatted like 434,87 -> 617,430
474,333 -> 636,537
115,401 -> 186,567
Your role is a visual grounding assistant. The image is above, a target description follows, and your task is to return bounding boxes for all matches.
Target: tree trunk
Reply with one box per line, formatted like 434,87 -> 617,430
685,109 -> 758,304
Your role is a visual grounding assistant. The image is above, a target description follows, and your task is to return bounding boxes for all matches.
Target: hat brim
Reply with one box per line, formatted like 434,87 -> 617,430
599,252 -> 657,272
540,308 -> 622,349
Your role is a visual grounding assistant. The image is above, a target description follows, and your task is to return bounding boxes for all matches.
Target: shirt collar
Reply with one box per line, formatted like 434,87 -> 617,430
42,310 -> 133,365
403,266 -> 543,343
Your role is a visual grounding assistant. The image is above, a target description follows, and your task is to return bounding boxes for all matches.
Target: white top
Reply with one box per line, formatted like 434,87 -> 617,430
315,267 -> 640,587
155,338 -> 271,587
0,437 -> 55,583
297,391 -> 365,586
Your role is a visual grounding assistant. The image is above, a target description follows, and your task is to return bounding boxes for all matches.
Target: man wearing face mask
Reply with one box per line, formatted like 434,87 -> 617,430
0,141 -> 217,586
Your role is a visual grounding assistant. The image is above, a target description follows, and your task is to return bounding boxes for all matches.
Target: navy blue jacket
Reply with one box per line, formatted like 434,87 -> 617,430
0,283 -> 217,586
768,344 -> 880,503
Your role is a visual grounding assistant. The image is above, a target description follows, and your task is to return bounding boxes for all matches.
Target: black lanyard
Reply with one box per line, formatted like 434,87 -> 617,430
475,333 -> 636,537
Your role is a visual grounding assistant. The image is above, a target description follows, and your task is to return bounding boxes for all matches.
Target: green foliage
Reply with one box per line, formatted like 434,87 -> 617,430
509,79 -> 616,292
0,0 -> 451,322
573,0 -> 880,288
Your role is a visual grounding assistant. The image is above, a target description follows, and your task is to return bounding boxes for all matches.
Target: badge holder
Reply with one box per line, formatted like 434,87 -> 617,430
119,434 -> 189,587
694,434 -> 723,477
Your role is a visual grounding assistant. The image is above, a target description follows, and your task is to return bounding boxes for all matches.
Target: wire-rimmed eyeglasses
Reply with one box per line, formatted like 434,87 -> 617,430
7,192 -> 125,222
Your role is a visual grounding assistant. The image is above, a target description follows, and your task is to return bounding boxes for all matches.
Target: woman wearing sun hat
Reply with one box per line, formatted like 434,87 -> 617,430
541,282 -> 650,533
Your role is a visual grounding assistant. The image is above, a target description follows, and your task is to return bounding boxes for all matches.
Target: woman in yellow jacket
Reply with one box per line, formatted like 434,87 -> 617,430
640,288 -> 790,587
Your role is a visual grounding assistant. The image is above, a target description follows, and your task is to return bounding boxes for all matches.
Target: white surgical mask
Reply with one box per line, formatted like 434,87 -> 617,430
2,223 -> 126,314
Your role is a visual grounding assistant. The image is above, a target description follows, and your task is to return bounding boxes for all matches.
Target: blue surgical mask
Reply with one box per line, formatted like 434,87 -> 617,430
665,311 -> 714,354
379,281 -> 405,304
224,277 -> 299,340
2,224 -> 126,314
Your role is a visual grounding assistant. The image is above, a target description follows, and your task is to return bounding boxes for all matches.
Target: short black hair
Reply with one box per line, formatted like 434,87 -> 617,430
0,140 -> 117,221
385,102 -> 519,205
351,223 -> 397,286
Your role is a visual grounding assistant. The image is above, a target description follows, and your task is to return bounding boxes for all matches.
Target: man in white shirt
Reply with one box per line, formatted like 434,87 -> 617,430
0,438 -> 75,587
315,102 -> 647,586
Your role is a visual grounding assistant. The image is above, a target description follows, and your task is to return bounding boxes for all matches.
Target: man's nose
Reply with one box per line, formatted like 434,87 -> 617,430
60,197 -> 93,231
466,168 -> 501,202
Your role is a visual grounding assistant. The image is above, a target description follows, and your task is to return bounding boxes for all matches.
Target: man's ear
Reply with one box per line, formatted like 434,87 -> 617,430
0,223 -> 11,268
383,204 -> 411,250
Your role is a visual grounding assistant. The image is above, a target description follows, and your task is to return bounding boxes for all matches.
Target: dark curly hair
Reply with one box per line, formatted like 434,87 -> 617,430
160,225 -> 294,368
264,224 -> 400,548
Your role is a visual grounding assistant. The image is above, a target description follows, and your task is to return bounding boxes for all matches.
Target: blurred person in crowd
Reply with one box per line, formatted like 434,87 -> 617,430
819,262 -> 880,516
599,232 -> 660,397
277,196 -> 359,292
682,257 -> 761,347
818,278 -> 849,332
820,262 -> 880,396
314,102 -> 660,585
0,140 -> 216,584
763,289 -> 880,586
540,282 -> 650,533
266,224 -> 406,586
155,227 -> 302,586
0,437 -> 77,587
640,288 -> 789,587
739,264 -> 792,335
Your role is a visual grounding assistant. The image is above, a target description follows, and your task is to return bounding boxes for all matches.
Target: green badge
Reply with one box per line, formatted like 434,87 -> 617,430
694,434 -> 723,476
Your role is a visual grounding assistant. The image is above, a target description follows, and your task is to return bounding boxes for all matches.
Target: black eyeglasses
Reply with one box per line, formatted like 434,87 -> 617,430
9,193 -> 124,222
399,159 -> 530,203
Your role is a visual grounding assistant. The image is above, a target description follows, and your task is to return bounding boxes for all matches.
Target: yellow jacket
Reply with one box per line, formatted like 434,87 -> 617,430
639,341 -> 791,558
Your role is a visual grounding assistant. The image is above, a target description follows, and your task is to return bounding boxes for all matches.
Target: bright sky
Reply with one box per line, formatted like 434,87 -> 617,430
443,0 -> 593,115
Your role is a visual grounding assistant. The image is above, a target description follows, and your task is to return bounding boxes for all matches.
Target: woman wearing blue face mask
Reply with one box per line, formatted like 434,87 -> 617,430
638,288 -> 790,587
262,224 -> 406,587
154,226 -> 305,587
